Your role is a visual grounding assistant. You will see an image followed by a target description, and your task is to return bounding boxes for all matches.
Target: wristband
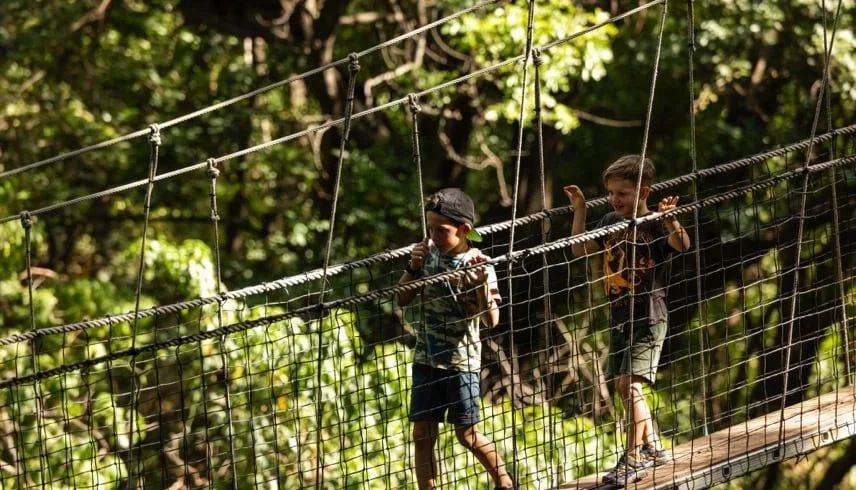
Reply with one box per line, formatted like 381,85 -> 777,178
405,262 -> 421,276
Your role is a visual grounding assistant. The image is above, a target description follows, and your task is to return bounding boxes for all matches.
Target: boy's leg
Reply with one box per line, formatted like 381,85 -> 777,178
643,413 -> 660,449
626,320 -> 668,466
409,364 -> 447,490
606,375 -> 648,485
455,425 -> 514,488
447,370 -> 514,488
610,329 -> 637,454
615,374 -> 648,458
413,421 -> 440,490
617,320 -> 666,455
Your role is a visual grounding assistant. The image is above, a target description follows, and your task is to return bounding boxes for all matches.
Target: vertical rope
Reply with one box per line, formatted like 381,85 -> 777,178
21,211 -> 48,489
103,315 -> 123,488
627,0 -> 668,469
819,0 -> 851,388
80,334 -> 97,490
263,317 -> 284,485
405,92 -> 432,489
316,53 -> 361,490
406,94 -> 436,479
60,326 -> 79,490
532,47 -> 557,486
506,0 -> 539,480
128,124 -> 161,488
175,343 -> 192,488
194,308 -> 215,489
409,94 -> 428,239
151,315 -> 169,490
237,309 -> 260,485
777,0 -> 843,458
205,158 -> 239,489
685,0 -> 711,438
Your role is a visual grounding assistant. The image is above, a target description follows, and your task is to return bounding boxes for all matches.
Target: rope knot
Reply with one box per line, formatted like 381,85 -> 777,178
407,94 -> 422,114
510,249 -> 531,264
532,48 -> 543,67
20,211 -> 32,230
206,158 -> 220,179
148,124 -> 162,145
348,53 -> 361,74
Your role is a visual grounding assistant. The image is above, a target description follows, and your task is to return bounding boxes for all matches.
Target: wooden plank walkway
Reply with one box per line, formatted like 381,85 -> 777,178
556,387 -> 856,490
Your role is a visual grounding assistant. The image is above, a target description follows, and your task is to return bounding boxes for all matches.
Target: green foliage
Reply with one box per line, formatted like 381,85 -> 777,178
1,0 -> 855,487
446,1 -> 616,134
112,237 -> 219,302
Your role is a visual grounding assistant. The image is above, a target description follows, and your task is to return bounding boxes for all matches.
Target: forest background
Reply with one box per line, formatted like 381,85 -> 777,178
1,0 -> 856,488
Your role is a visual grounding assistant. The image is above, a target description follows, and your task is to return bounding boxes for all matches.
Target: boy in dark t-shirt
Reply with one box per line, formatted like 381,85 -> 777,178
563,155 -> 691,486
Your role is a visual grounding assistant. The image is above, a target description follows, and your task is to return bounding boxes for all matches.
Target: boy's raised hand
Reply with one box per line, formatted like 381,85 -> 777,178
562,185 -> 586,210
409,238 -> 429,271
658,196 -> 680,214
463,254 -> 490,286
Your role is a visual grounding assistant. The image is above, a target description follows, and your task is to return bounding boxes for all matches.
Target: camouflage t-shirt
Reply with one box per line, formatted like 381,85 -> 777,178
412,245 -> 501,372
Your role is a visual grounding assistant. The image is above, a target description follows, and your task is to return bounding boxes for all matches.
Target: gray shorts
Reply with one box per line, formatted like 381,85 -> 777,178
608,320 -> 667,385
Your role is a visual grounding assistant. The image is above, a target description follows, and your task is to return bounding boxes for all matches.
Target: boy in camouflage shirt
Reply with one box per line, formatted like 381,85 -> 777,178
397,188 -> 516,490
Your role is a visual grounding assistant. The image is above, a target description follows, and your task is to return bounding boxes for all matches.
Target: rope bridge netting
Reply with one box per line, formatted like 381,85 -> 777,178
0,1 -> 854,489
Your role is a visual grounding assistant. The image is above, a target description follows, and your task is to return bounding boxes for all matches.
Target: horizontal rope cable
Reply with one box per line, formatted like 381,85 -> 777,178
0,130 -> 853,347
0,0 -> 665,225
0,0 -> 498,181
1,151 -> 853,387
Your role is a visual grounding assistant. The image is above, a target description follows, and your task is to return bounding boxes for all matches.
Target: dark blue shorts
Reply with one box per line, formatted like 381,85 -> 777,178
409,363 -> 481,426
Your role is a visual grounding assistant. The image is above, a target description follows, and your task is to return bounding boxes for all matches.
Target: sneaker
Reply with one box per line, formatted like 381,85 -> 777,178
640,443 -> 671,467
602,455 -> 647,486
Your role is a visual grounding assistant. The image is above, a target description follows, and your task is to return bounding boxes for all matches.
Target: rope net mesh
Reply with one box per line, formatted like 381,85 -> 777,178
1,134 -> 855,489
0,0 -> 853,488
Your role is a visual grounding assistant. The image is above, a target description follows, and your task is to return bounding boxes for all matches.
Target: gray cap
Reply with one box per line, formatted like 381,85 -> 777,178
424,188 -> 482,242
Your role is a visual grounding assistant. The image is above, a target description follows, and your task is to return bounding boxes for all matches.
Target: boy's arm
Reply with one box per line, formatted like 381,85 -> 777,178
396,239 -> 429,307
665,216 -> 691,252
477,282 -> 501,328
564,185 -> 601,257
659,196 -> 691,252
464,255 -> 501,328
396,270 -> 420,306
475,261 -> 501,328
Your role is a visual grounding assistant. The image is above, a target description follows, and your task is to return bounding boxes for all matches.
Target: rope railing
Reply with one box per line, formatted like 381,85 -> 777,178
0,0 -> 666,226
2,151 -> 853,391
2,3 -> 852,488
0,0 -> 499,181
0,125 -> 851,348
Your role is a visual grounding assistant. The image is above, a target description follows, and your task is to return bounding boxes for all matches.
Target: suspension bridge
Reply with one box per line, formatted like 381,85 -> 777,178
0,0 -> 853,489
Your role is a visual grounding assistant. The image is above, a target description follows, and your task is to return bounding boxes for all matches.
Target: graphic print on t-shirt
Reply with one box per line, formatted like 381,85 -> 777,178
595,212 -> 675,325
603,227 -> 658,298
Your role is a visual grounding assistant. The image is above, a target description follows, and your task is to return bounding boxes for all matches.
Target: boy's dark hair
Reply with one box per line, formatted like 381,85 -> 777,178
602,155 -> 655,187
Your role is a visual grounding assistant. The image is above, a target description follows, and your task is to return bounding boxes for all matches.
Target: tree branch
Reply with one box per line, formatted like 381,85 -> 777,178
572,108 -> 641,128
71,0 -> 113,32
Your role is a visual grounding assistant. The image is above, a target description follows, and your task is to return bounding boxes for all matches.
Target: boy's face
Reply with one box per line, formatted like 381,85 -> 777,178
426,211 -> 470,254
606,178 -> 650,218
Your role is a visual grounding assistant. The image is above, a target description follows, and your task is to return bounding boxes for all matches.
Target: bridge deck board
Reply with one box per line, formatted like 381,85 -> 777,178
555,387 -> 856,490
